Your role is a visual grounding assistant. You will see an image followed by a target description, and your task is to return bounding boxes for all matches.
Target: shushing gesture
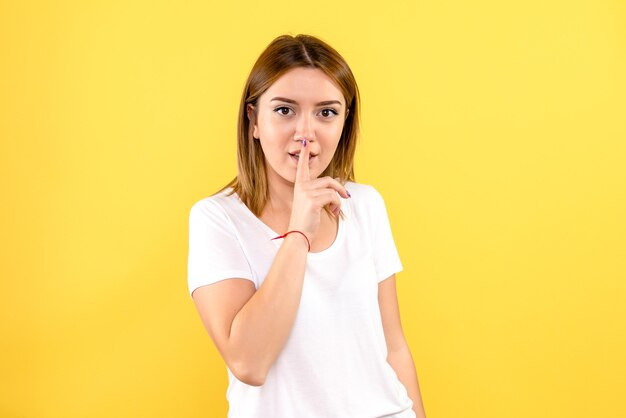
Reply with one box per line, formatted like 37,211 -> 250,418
287,138 -> 351,246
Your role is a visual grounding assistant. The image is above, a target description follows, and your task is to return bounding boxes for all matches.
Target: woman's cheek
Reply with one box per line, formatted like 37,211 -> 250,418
266,119 -> 291,136
326,122 -> 344,140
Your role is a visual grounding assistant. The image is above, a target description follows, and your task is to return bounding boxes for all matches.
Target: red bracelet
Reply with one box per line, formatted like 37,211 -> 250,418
271,230 -> 311,252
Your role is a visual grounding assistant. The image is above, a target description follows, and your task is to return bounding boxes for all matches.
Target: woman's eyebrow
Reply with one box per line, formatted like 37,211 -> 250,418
270,97 -> 342,106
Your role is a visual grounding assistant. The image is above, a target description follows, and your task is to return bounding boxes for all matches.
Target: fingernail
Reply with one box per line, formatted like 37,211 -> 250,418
347,190 -> 351,198
302,138 -> 307,147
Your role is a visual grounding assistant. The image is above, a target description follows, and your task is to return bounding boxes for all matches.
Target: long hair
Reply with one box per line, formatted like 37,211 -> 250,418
216,34 -> 361,218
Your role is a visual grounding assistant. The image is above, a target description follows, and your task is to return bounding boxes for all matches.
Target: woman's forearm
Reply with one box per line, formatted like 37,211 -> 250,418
228,233 -> 308,385
387,342 -> 427,418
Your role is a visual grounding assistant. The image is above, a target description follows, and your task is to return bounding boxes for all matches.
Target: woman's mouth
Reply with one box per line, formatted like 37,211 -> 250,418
289,152 -> 317,163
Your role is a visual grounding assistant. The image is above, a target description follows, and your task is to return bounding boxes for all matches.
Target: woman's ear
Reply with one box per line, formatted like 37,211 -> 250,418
247,104 -> 259,139
345,108 -> 350,120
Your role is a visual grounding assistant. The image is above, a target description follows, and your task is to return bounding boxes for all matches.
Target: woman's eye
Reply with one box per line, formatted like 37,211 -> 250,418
274,107 -> 293,116
320,108 -> 339,118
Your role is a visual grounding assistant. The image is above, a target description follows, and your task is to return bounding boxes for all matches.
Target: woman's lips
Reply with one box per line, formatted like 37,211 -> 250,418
289,153 -> 316,163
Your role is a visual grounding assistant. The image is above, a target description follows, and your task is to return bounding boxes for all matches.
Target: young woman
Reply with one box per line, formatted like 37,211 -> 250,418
188,34 -> 426,418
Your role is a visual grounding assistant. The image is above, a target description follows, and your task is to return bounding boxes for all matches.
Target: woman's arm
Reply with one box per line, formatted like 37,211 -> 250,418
192,142 -> 349,386
378,274 -> 427,418
193,232 -> 309,386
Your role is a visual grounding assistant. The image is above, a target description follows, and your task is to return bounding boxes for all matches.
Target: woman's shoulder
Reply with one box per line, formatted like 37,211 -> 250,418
343,181 -> 389,220
344,181 -> 385,202
189,187 -> 239,219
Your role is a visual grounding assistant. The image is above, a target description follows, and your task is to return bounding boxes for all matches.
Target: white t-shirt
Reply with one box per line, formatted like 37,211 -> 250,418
188,181 -> 415,418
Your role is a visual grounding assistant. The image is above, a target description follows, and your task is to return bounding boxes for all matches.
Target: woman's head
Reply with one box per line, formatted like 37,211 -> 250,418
225,34 -> 360,216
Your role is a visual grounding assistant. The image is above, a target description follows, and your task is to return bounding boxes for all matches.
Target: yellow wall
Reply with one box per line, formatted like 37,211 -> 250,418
1,1 -> 624,417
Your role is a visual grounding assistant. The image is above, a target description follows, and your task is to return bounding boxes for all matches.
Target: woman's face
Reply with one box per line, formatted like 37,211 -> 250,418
249,67 -> 347,186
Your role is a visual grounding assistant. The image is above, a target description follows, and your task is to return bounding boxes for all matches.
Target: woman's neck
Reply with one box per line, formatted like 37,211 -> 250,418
265,177 -> 295,216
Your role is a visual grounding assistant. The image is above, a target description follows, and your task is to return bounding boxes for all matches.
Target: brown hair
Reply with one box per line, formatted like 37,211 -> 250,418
216,34 -> 360,218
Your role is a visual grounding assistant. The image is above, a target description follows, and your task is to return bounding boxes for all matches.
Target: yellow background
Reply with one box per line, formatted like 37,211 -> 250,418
1,0 -> 625,417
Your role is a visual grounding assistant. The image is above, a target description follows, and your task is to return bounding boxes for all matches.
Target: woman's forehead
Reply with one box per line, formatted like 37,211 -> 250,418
262,67 -> 344,106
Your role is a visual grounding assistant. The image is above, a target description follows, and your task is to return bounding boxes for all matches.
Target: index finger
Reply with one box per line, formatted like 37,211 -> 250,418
295,138 -> 310,184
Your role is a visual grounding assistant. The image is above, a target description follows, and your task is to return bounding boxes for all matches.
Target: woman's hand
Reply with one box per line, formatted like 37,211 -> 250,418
288,139 -> 350,244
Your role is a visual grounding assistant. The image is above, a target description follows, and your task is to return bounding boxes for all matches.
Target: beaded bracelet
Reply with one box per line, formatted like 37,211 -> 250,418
271,230 -> 311,252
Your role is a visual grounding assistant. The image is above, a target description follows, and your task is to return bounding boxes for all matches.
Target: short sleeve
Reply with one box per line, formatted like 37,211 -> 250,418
369,187 -> 403,283
187,199 -> 254,299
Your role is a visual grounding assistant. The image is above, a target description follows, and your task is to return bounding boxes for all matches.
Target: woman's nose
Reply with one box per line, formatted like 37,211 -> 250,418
294,113 -> 315,142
